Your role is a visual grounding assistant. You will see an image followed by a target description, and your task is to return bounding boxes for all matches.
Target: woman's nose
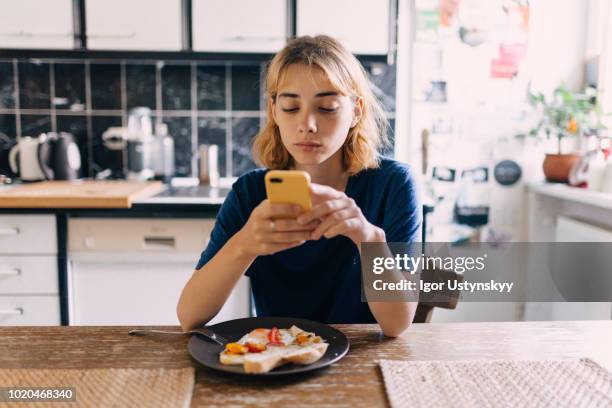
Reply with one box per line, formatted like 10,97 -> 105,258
297,111 -> 317,133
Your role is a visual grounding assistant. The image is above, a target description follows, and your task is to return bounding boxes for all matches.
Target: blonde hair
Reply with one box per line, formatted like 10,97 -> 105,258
252,35 -> 389,175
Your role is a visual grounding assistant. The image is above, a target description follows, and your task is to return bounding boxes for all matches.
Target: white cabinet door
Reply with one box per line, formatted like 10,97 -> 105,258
86,0 -> 182,50
0,0 -> 74,49
297,0 -> 389,55
0,296 -> 60,325
192,0 -> 286,52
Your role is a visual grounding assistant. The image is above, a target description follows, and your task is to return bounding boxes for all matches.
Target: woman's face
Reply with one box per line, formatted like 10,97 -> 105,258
271,64 -> 362,166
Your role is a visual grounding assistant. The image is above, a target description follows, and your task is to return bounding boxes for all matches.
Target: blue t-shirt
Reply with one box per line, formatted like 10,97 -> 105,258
195,157 -> 421,323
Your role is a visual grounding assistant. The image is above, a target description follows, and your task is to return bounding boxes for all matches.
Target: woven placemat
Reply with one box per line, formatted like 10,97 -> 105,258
379,358 -> 612,408
0,367 -> 194,408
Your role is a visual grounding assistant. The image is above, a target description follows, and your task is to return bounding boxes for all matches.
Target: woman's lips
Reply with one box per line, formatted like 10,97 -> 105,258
295,142 -> 321,152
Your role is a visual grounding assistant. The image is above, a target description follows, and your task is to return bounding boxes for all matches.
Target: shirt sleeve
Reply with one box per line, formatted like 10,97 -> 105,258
194,181 -> 250,271
382,165 -> 421,243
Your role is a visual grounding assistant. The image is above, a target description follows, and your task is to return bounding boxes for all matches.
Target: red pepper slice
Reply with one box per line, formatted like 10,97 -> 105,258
267,327 -> 284,346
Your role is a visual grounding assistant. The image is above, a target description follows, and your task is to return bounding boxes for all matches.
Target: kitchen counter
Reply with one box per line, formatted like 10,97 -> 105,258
0,321 -> 610,406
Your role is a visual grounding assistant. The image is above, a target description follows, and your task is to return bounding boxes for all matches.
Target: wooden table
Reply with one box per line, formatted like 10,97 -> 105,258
1,321 -> 611,407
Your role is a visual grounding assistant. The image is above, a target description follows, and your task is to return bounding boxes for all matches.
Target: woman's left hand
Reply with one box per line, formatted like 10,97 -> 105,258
296,183 -> 385,246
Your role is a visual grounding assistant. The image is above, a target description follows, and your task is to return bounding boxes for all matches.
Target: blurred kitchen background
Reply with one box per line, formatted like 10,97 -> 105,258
1,0 -> 611,326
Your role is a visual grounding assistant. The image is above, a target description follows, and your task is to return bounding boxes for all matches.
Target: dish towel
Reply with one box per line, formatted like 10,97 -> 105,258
379,358 -> 612,408
0,367 -> 194,408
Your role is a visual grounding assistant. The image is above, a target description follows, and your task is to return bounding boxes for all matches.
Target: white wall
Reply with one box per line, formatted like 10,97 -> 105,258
526,0 -> 589,94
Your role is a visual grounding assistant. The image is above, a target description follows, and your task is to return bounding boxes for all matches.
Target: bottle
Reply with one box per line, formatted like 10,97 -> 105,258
199,144 -> 220,187
587,151 -> 607,192
153,123 -> 175,182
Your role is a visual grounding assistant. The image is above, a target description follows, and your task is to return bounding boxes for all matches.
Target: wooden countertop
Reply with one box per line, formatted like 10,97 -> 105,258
0,180 -> 164,208
1,321 -> 611,407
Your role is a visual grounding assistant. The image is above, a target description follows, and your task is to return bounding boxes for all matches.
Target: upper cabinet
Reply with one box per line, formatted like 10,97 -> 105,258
297,0 -> 390,55
86,0 -> 182,51
192,0 -> 287,53
0,0 -> 74,49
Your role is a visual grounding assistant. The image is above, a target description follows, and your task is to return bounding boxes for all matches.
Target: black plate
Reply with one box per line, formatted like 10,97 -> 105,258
187,317 -> 350,376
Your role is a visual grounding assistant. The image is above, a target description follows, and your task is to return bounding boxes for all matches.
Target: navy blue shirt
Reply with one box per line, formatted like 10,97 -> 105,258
195,157 -> 421,323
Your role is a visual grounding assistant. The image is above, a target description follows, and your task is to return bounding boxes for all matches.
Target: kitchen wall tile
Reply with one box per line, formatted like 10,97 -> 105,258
163,116 -> 192,176
0,62 -> 15,109
20,114 -> 51,137
56,115 -> 90,177
365,62 -> 396,112
0,114 -> 16,176
54,63 -> 86,111
90,63 -> 121,110
0,114 -> 16,138
18,62 -> 50,109
162,64 -> 191,110
91,116 -> 123,178
231,117 -> 259,176
231,65 -> 261,111
197,65 -> 225,111
197,116 -> 227,177
126,64 -> 156,110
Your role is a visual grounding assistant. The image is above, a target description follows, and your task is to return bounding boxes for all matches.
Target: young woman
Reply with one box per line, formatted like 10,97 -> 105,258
177,35 -> 420,337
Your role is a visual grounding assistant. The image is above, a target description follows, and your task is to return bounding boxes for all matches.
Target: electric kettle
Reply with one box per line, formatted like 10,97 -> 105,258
37,132 -> 82,180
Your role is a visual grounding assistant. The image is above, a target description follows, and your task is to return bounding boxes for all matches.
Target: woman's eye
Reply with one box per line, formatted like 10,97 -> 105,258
281,107 -> 299,113
319,107 -> 338,113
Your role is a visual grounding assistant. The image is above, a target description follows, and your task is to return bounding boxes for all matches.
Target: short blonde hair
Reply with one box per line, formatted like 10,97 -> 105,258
252,35 -> 389,175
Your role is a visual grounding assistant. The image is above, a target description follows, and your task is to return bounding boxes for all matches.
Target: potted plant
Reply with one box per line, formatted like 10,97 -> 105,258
518,85 -> 607,182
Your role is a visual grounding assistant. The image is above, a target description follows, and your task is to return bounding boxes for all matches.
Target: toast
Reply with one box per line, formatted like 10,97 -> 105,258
219,325 -> 329,374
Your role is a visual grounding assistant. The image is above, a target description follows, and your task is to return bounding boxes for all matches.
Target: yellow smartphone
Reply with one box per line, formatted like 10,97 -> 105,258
265,170 -> 312,218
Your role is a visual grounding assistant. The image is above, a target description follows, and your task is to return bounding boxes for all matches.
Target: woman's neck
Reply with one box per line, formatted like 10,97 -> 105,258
293,149 -> 349,191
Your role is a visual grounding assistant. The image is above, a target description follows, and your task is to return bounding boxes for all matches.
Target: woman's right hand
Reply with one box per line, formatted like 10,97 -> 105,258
235,200 -> 319,257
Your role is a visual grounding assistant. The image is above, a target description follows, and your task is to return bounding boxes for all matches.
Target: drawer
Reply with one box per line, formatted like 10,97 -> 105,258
0,296 -> 60,326
0,215 -> 57,254
0,256 -> 58,295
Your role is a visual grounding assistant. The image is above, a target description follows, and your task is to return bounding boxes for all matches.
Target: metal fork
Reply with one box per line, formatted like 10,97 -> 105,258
128,327 -> 228,345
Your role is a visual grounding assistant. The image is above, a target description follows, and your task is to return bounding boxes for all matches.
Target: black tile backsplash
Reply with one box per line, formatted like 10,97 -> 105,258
90,63 -> 121,110
91,115 -> 123,177
162,64 -> 191,110
126,64 -> 156,110
54,63 -> 86,111
0,62 -> 15,109
0,114 -> 16,139
198,116 -> 227,177
0,58 -> 395,179
18,62 -> 50,109
231,65 -> 261,111
163,116 -> 192,176
232,117 -> 259,176
197,65 -> 226,110
20,114 -> 51,137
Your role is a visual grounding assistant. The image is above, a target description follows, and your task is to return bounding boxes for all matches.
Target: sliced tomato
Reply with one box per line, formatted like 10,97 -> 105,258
267,327 -> 284,346
245,342 -> 266,353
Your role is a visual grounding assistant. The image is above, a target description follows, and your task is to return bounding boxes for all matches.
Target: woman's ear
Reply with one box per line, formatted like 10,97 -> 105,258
351,96 -> 364,128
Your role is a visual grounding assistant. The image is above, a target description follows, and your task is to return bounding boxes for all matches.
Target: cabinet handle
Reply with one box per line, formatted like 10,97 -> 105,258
0,227 -> 19,236
87,32 -> 136,39
0,31 -> 72,38
224,35 -> 284,42
0,308 -> 23,316
0,268 -> 20,277
143,236 -> 176,250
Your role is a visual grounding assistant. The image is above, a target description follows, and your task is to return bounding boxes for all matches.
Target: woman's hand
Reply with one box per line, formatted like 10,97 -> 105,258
296,183 -> 385,247
235,199 -> 320,258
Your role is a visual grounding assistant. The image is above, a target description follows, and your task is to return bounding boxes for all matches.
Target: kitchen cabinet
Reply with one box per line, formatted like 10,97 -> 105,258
0,0 -> 74,49
296,0 -> 390,55
85,0 -> 182,51
0,215 -> 60,326
192,0 -> 287,53
68,217 -> 250,325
